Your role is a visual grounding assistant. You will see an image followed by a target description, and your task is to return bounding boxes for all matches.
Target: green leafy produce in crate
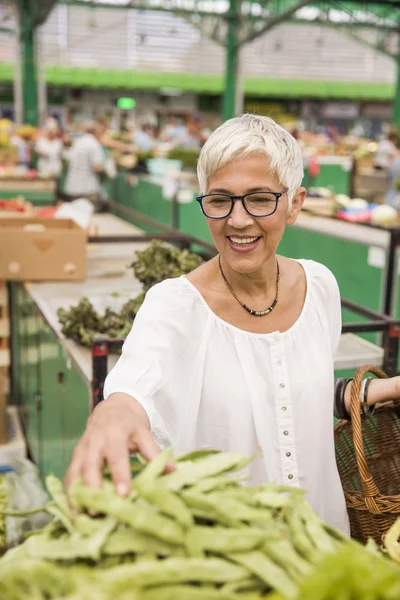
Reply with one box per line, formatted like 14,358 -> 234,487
57,241 -> 202,347
129,240 -> 203,292
1,450 -> 399,599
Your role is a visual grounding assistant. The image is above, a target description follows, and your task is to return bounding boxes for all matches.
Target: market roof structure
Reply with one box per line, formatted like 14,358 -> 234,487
6,0 -> 400,123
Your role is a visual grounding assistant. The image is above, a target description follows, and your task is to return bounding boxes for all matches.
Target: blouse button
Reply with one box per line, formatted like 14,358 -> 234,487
288,474 -> 294,480
286,452 -> 291,457
279,383 -> 285,389
283,431 -> 289,436
277,359 -> 282,366
282,406 -> 287,412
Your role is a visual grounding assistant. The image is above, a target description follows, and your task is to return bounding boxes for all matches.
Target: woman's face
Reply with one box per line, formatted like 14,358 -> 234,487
205,153 -> 306,274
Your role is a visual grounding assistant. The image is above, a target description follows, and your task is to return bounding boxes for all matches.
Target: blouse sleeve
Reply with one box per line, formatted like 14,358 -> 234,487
305,260 -> 342,357
326,268 -> 342,357
103,279 -> 192,447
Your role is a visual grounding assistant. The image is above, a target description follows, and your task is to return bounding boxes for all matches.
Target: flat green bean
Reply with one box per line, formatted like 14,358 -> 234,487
208,493 -> 273,525
134,478 -> 193,530
181,491 -> 242,527
104,525 -> 181,557
135,448 -> 173,484
70,481 -> 184,545
176,449 -> 221,462
186,526 -> 267,554
101,557 -> 249,589
163,453 -> 247,491
262,539 -> 312,580
24,517 -> 116,561
141,585 -> 243,599
227,551 -> 298,599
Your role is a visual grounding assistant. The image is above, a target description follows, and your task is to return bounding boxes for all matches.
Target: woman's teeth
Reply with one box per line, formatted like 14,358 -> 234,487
229,236 -> 260,246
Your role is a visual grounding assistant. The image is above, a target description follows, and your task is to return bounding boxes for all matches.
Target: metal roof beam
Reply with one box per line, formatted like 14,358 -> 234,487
239,0 -> 313,45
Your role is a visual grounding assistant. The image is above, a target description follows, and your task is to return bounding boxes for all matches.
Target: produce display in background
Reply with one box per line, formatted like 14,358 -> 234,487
57,294 -> 145,348
130,240 -> 203,292
2,449 -> 399,600
58,241 -> 203,347
166,148 -> 199,170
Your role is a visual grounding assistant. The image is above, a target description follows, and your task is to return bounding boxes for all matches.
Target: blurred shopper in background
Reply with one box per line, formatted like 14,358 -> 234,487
173,113 -> 210,150
35,118 -> 63,177
374,132 -> 397,172
63,121 -> 105,206
134,124 -> 156,152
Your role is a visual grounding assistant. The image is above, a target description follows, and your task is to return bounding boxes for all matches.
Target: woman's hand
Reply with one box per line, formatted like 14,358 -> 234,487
344,377 -> 400,414
65,393 -> 161,496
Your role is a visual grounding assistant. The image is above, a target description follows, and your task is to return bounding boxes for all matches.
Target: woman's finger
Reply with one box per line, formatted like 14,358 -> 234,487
134,429 -> 162,462
81,446 -> 105,488
106,439 -> 132,496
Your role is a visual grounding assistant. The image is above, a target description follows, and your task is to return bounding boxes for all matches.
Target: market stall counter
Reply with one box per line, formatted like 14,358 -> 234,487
0,177 -> 56,205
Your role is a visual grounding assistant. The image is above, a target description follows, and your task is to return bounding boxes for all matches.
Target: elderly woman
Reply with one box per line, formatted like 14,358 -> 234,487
67,114 -> 400,533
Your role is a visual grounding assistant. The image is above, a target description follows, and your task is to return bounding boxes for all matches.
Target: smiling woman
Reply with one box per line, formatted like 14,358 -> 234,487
66,114 -> 400,536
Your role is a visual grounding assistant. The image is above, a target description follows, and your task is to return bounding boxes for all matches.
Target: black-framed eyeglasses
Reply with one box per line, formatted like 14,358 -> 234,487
196,188 -> 289,219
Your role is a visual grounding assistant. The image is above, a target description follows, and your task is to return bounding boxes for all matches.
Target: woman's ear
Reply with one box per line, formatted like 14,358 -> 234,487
286,187 -> 307,225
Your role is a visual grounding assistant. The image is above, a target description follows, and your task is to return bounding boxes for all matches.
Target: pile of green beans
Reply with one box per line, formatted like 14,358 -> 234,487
0,449 -> 388,600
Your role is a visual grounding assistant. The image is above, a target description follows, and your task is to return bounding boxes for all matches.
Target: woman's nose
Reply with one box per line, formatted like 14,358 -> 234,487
227,199 -> 254,228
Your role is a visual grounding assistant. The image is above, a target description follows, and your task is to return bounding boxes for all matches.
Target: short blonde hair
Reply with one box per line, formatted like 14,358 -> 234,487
197,114 -> 304,208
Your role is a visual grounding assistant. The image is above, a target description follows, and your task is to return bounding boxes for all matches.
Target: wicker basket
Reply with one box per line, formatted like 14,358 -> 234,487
335,365 -> 400,545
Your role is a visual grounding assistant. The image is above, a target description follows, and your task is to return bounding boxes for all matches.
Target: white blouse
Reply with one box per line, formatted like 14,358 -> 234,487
104,259 -> 350,534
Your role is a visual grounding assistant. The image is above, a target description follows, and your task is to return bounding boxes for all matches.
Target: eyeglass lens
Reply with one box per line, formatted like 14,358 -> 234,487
202,193 -> 277,217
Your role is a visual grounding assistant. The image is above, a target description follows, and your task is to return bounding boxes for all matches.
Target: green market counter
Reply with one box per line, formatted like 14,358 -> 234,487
303,155 -> 353,195
0,178 -> 56,205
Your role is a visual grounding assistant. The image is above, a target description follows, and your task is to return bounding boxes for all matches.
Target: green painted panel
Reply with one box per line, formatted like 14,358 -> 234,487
11,285 -> 42,467
0,190 -> 53,204
134,180 -> 173,229
110,174 -> 173,233
279,226 -> 383,312
304,165 -> 351,195
279,225 -> 383,346
11,285 -> 91,480
179,197 -> 214,244
38,320 -> 65,480
58,350 -> 90,477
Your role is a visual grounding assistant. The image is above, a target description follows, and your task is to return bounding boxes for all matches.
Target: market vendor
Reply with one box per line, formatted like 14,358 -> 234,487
35,118 -> 63,177
66,114 -> 400,534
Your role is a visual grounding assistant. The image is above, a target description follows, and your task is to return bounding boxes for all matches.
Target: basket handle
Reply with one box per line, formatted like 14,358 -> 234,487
350,365 -> 388,503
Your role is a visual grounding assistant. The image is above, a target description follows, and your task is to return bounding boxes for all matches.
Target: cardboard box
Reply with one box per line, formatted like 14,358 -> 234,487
0,217 -> 86,281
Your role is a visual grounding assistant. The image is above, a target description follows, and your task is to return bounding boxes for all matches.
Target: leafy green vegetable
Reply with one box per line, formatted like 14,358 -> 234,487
130,240 -> 203,292
58,241 -> 202,348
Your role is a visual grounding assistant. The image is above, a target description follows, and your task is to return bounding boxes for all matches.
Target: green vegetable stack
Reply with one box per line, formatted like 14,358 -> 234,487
58,241 -> 203,348
129,240 -> 203,292
1,449 -> 398,599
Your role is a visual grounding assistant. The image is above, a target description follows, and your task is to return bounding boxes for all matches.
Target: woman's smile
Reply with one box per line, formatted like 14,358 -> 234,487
226,234 -> 262,253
